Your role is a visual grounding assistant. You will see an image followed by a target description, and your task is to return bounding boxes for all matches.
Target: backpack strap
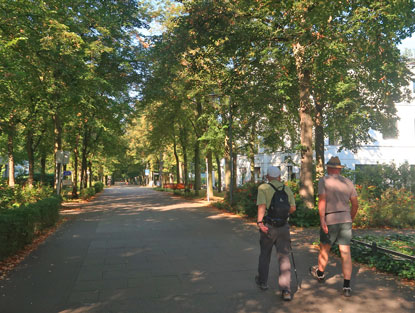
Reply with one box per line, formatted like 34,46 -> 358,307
268,182 -> 284,192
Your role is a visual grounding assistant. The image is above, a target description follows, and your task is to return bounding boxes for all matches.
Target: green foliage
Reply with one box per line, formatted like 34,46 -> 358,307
0,181 -> 54,210
15,174 -> 55,188
29,196 -> 62,230
354,187 -> 415,228
332,234 -> 415,280
355,162 -> 415,197
93,182 -> 104,193
289,206 -> 320,227
212,200 -> 232,212
0,180 -> 15,209
230,182 -> 261,217
0,196 -> 61,261
80,187 -> 96,200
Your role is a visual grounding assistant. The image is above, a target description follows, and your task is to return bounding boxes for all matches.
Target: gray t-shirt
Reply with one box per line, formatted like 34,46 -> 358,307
318,174 -> 358,225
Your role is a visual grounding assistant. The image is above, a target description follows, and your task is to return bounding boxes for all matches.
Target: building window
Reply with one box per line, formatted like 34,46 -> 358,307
413,80 -> 415,93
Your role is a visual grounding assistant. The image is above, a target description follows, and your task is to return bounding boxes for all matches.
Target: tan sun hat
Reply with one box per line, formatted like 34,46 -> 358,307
326,156 -> 345,168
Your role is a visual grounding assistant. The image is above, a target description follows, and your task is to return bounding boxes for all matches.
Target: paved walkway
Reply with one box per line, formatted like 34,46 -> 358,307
0,186 -> 414,313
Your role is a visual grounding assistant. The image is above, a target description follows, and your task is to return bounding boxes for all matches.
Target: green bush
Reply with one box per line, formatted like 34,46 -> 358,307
355,162 -> 415,196
30,196 -> 62,230
0,207 -> 36,260
354,187 -> 415,228
212,200 -> 232,211
93,182 -> 104,193
0,180 -> 15,210
0,196 -> 61,261
289,205 -> 320,227
15,173 -> 55,187
0,181 -> 53,210
231,182 -> 261,217
80,187 -> 96,200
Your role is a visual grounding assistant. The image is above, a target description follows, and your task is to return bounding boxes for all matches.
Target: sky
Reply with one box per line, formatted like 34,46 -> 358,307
398,34 -> 415,52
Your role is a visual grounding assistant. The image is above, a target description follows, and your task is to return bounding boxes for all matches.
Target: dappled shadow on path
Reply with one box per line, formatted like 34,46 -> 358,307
54,187 -> 415,313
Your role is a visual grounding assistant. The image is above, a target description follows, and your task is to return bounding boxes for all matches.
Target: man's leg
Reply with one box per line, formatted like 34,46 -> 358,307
311,228 -> 333,281
258,229 -> 275,285
318,243 -> 331,272
275,225 -> 291,293
338,244 -> 352,280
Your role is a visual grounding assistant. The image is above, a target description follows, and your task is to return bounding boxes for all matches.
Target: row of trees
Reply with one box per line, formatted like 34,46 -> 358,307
136,0 -> 415,206
0,0 -> 151,195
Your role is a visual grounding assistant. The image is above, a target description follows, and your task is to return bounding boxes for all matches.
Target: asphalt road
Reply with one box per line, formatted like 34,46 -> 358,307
0,186 -> 414,313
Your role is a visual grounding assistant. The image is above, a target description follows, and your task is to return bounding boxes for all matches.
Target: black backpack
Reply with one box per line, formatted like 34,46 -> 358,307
265,183 -> 290,226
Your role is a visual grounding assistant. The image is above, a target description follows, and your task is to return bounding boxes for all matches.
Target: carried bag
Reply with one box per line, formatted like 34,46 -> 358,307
264,183 -> 290,227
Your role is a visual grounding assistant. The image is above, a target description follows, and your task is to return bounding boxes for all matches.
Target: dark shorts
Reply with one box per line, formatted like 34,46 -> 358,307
320,222 -> 352,246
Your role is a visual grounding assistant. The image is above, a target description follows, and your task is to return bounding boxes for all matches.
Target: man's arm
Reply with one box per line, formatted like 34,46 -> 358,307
289,205 -> 296,214
257,204 -> 269,233
318,194 -> 328,234
350,196 -> 358,220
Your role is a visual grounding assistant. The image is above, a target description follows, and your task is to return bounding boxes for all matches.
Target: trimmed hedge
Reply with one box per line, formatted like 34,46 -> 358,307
0,196 -> 61,261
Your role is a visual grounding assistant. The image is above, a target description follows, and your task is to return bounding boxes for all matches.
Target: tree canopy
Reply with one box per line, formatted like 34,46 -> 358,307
1,0 -> 414,206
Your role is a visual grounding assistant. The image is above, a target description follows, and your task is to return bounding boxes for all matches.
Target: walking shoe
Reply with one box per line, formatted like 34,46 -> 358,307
255,275 -> 269,291
281,290 -> 292,301
309,265 -> 325,282
343,287 -> 352,297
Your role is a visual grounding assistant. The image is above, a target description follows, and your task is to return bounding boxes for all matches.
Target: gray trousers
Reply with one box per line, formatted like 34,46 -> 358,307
257,223 -> 291,291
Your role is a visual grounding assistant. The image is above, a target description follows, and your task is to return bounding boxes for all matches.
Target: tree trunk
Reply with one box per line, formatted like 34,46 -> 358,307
249,143 -> 256,183
81,126 -> 89,189
40,152 -> 46,182
194,140 -> 201,195
315,100 -> 325,180
183,146 -> 188,189
179,127 -> 189,190
228,101 -> 234,204
53,113 -> 62,191
72,147 -> 79,198
173,136 -> 180,184
88,161 -> 92,188
207,150 -> 213,199
158,151 -> 163,188
26,130 -> 35,188
215,154 -> 222,192
7,131 -> 15,187
81,151 -> 87,189
194,99 -> 203,194
98,165 -> 104,184
232,152 -> 237,189
294,42 -> 315,209
224,136 -> 231,191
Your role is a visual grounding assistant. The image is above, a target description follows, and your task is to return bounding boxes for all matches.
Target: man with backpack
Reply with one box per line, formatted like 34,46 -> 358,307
255,166 -> 296,301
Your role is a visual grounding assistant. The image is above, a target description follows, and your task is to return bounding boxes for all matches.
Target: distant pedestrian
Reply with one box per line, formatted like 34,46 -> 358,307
310,156 -> 359,297
255,166 -> 296,301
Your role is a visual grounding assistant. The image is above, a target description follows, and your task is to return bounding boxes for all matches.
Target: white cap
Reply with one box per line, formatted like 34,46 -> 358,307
267,166 -> 280,178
